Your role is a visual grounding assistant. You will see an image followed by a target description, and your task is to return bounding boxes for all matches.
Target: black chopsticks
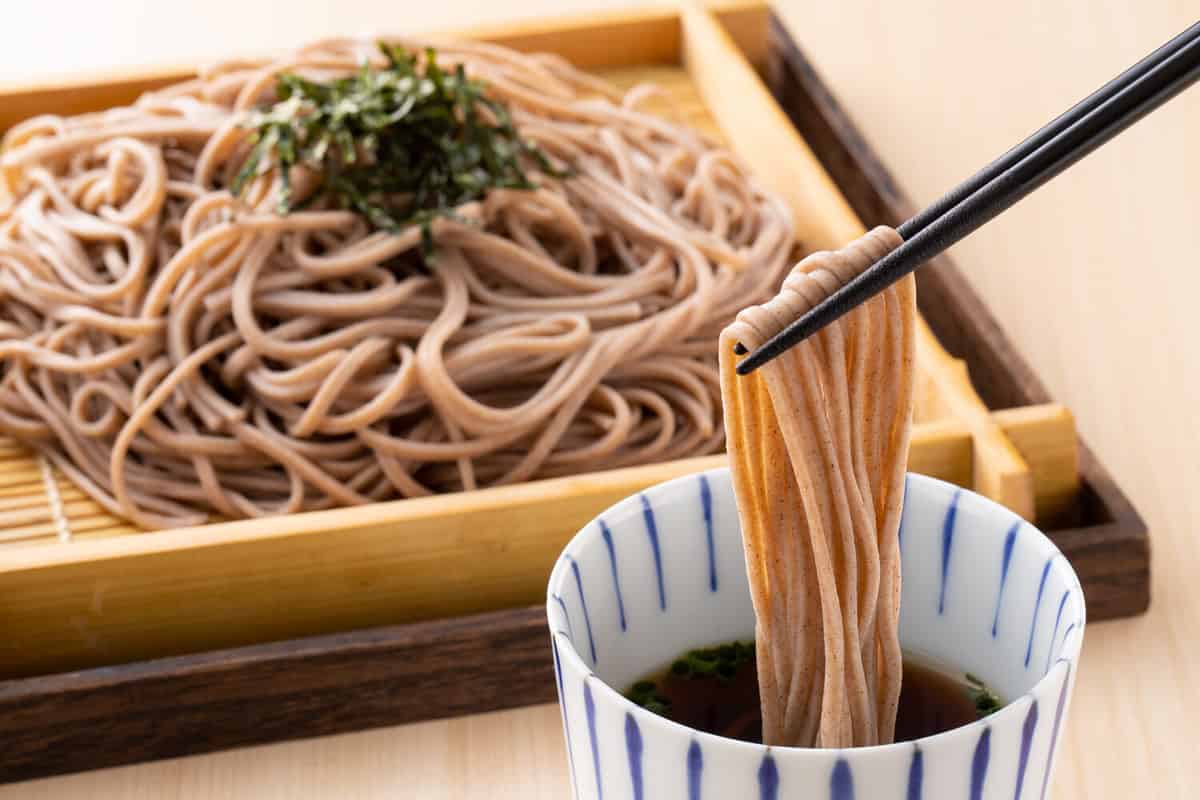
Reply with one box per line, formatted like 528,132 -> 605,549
735,21 -> 1200,376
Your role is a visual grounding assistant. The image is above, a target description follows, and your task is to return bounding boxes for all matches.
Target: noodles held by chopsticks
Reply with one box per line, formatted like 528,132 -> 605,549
720,226 -> 916,747
0,39 -> 794,529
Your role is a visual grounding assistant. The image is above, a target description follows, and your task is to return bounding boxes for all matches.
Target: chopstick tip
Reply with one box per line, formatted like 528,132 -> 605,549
735,348 -> 765,375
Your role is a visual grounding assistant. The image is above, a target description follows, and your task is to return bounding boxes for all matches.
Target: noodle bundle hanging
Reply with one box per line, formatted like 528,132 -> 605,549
0,39 -> 794,529
719,226 -> 916,748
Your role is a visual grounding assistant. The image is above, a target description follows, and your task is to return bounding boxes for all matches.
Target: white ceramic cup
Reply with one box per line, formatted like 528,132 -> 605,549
547,469 -> 1085,800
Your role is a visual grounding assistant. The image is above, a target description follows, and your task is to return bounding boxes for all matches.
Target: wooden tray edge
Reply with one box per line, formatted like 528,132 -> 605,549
0,606 -> 554,783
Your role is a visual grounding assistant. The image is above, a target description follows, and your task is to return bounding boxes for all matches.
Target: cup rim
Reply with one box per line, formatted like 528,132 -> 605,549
547,468 -> 1087,757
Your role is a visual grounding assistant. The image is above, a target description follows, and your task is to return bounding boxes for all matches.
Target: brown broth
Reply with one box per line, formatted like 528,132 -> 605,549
625,644 -> 1001,745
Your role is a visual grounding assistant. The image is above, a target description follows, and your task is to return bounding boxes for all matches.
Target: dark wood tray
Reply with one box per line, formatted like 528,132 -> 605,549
0,9 -> 1148,784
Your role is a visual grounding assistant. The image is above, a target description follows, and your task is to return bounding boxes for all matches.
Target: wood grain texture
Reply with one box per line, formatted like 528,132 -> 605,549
0,2 -> 768,136
0,607 -> 554,784
993,404 -> 1080,525
914,316 -> 1035,519
0,11 -> 683,134
0,7 -> 678,133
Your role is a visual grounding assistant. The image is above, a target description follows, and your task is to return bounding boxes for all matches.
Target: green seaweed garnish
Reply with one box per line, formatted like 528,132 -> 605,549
232,44 -> 565,256
629,641 -> 756,716
668,640 -> 755,685
627,679 -> 672,716
965,672 -> 1002,717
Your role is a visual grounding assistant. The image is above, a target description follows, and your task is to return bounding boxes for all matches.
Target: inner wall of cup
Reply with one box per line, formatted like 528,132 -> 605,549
549,470 -> 757,693
549,470 -> 1084,706
893,478 -> 1084,702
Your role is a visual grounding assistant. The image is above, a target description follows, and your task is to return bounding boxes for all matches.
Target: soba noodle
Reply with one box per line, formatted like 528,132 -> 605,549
720,226 -> 916,748
0,39 -> 794,529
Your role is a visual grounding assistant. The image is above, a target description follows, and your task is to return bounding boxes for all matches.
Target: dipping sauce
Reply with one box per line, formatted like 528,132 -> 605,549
626,641 -> 1001,744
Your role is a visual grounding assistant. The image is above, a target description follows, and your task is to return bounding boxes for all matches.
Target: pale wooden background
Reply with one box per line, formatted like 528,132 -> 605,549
2,0 -> 1198,797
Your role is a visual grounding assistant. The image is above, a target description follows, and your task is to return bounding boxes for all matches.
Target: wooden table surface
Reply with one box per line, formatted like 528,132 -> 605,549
2,0 -> 1198,797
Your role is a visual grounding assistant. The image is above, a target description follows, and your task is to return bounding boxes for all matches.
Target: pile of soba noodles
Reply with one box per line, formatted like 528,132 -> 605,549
0,39 -> 794,528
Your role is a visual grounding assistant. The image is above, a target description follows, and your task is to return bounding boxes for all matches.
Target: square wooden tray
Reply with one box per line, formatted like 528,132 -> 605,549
0,1 -> 1148,783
